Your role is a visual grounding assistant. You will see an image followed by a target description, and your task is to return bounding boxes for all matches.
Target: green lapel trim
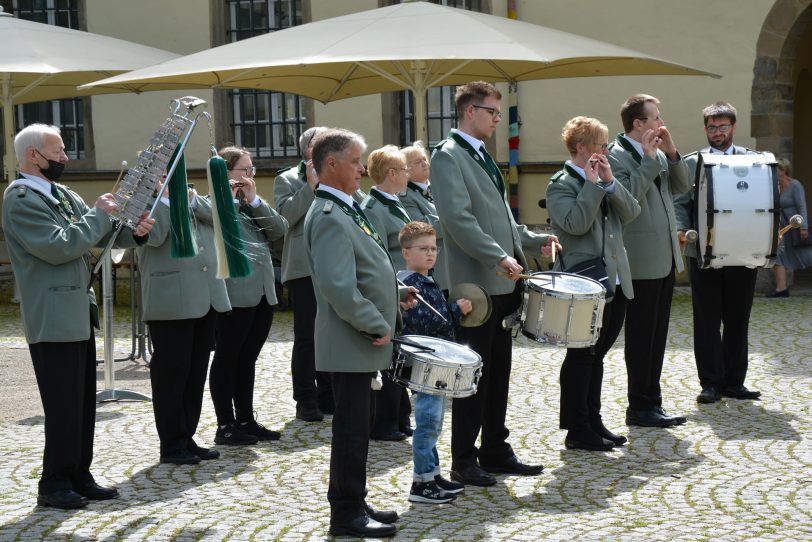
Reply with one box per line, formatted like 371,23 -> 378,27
407,181 -> 432,202
616,133 -> 642,164
564,164 -> 587,184
315,189 -> 388,256
369,188 -> 410,224
449,131 -> 505,196
297,160 -> 306,179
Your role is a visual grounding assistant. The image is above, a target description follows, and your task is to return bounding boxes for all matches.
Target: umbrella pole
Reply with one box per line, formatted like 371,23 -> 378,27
2,75 -> 16,182
413,86 -> 428,144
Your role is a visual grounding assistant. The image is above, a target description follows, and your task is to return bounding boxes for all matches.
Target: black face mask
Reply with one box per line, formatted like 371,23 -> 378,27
35,149 -> 66,182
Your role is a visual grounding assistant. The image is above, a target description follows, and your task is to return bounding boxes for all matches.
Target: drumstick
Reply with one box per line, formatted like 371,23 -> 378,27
496,271 -> 549,281
550,242 -> 557,264
397,279 -> 448,322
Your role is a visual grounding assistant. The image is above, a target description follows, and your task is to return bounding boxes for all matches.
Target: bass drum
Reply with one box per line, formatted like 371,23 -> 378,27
694,152 -> 779,268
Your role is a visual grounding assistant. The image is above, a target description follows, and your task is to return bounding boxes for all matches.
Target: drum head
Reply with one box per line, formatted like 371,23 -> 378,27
398,335 -> 482,365
540,272 -> 604,295
450,283 -> 492,327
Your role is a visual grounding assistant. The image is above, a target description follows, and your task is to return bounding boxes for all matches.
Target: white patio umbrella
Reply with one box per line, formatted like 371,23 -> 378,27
0,6 -> 179,180
83,1 -> 717,143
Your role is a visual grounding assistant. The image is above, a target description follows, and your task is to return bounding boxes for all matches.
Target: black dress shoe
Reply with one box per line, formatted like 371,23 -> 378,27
329,515 -> 396,538
188,441 -> 220,460
74,482 -> 119,500
399,425 -> 414,437
479,455 -> 544,476
450,464 -> 497,487
37,489 -> 88,509
295,403 -> 324,422
591,423 -> 627,446
721,385 -> 761,400
565,429 -> 615,451
364,503 -> 398,524
654,407 -> 687,426
625,408 -> 676,428
697,386 -> 722,404
370,431 -> 407,442
160,450 -> 201,465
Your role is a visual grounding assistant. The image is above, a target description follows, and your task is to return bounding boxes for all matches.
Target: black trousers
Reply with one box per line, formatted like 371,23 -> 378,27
210,298 -> 274,426
29,336 -> 97,494
688,258 -> 757,388
451,289 -> 521,469
328,371 -> 374,525
288,277 -> 333,410
560,288 -> 628,429
370,372 -> 412,435
148,310 -> 217,456
624,267 -> 675,410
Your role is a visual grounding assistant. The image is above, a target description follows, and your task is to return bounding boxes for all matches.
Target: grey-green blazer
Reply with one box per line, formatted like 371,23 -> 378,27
431,133 -> 548,295
273,162 -> 313,284
304,193 -> 399,373
137,195 -> 231,321
674,145 -> 754,260
546,167 -> 641,299
224,199 -> 288,307
2,181 -> 117,344
360,189 -> 409,272
400,182 -> 449,289
607,134 -> 691,280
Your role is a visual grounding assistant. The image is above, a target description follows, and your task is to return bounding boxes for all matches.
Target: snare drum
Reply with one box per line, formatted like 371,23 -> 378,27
695,152 -> 779,269
392,335 -> 482,398
520,272 -> 605,347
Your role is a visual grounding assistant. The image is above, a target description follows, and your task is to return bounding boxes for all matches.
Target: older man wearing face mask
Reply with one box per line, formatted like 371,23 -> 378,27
2,123 -> 153,509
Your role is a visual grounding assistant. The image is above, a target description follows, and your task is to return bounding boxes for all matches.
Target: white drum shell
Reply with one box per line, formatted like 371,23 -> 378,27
520,272 -> 605,347
392,335 -> 482,398
695,152 -> 778,269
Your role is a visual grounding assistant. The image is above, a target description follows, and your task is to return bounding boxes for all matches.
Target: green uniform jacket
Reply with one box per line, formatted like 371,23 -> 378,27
360,189 -> 409,272
546,167 -> 641,299
224,199 -> 288,307
674,145 -> 754,260
304,194 -> 398,373
431,134 -> 548,295
2,181 -> 119,344
399,182 -> 449,289
607,134 -> 691,280
273,163 -> 313,284
137,195 -> 231,321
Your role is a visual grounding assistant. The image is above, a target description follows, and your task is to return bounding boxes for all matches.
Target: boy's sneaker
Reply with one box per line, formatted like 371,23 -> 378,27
434,474 -> 465,494
239,419 -> 281,441
408,481 -> 457,504
214,423 -> 259,445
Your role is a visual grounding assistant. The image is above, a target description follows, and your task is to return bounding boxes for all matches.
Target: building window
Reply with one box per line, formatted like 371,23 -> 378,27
226,0 -> 305,158
12,0 -> 84,160
399,0 -> 485,146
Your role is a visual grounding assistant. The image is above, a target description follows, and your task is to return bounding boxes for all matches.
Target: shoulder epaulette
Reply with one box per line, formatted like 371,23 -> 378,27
684,150 -> 699,158
550,170 -> 566,183
15,185 -> 28,197
323,200 -> 333,213
361,195 -> 375,208
275,165 -> 295,176
433,139 -> 449,151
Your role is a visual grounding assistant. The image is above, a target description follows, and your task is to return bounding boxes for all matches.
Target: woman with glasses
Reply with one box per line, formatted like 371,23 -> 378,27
400,141 -> 449,291
546,117 -> 640,451
209,147 -> 288,446
361,145 -> 414,441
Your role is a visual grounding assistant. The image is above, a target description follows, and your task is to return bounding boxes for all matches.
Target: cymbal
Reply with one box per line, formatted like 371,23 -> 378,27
450,282 -> 491,328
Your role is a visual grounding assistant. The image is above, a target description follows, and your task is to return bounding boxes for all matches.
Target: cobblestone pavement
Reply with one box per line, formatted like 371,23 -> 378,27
0,289 -> 810,541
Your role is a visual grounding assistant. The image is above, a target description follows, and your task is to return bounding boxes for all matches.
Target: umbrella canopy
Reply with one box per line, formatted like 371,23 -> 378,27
0,6 -> 179,180
83,1 -> 717,143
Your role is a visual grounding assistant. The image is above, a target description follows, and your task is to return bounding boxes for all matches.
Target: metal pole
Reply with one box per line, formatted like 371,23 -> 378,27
96,250 -> 151,403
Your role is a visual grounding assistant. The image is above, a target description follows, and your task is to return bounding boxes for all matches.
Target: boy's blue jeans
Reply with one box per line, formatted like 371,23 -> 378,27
412,392 -> 446,482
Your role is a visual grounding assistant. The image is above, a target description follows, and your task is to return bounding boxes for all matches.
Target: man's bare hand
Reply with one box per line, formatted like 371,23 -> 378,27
95,193 -> 118,214
497,256 -> 523,281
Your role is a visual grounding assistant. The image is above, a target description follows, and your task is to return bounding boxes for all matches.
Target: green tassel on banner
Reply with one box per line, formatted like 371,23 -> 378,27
167,150 -> 197,258
207,156 -> 251,279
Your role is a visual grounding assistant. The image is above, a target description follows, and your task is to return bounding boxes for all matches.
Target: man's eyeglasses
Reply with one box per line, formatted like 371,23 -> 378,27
230,166 -> 256,177
706,124 -> 732,134
472,104 -> 502,120
407,245 -> 440,255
